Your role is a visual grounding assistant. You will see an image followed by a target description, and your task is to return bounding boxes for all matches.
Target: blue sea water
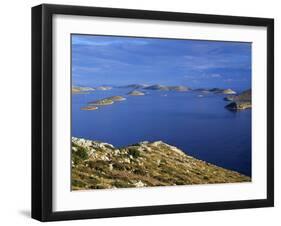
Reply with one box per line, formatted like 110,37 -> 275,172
72,88 -> 252,177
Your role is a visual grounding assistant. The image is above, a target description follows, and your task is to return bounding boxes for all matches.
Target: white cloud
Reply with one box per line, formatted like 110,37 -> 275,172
72,36 -> 148,47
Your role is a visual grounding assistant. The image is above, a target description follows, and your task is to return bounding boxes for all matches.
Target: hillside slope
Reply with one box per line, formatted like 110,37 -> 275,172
72,137 -> 250,190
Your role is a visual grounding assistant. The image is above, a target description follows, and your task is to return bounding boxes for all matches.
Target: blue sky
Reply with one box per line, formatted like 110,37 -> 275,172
72,34 -> 251,91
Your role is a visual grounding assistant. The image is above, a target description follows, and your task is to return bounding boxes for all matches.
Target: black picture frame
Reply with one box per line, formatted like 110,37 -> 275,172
32,3 -> 274,222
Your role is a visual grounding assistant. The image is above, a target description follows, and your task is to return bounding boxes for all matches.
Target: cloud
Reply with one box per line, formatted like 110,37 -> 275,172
183,73 -> 222,80
72,66 -> 101,73
224,78 -> 247,82
72,36 -> 148,47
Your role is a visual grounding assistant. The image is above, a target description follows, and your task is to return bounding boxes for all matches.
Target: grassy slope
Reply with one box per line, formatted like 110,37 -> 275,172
71,137 -> 250,190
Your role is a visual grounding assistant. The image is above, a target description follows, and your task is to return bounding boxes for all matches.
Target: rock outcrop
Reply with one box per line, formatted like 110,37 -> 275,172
225,89 -> 251,111
223,89 -> 236,94
72,137 -> 251,190
225,101 -> 251,110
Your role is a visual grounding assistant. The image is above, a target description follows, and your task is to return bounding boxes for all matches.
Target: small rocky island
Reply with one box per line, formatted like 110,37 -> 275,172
80,106 -> 98,111
72,86 -> 95,94
119,84 -> 149,89
89,95 -> 126,105
127,90 -> 145,96
72,137 -> 250,190
89,98 -> 114,106
119,84 -> 189,92
194,88 -> 236,94
81,96 -> 126,110
144,84 -> 189,91
225,89 -> 251,111
96,86 -> 112,91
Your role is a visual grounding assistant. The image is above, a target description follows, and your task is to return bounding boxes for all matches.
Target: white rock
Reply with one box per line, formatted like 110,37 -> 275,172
100,155 -> 110,161
114,149 -> 120,155
123,158 -> 130,163
134,180 -> 146,187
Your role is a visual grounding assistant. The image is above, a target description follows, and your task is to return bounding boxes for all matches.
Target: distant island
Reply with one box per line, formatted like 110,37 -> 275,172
75,83 -> 251,112
144,85 -> 189,92
96,86 -> 112,91
72,85 -> 112,94
72,86 -> 95,94
119,84 -> 189,92
72,137 -> 251,190
80,106 -> 98,111
81,96 -> 126,110
127,90 -> 145,96
119,84 -> 149,89
89,95 -> 126,106
194,88 -> 236,94
225,89 -> 252,111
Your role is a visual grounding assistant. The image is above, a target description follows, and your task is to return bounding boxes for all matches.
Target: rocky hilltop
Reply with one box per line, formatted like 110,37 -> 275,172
72,137 -> 250,190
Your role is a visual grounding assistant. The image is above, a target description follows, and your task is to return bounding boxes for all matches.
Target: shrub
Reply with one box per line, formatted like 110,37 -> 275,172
73,145 -> 89,161
88,160 -> 107,171
127,148 -> 141,158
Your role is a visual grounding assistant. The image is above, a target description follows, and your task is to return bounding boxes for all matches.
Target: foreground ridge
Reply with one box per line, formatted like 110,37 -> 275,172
71,137 -> 251,190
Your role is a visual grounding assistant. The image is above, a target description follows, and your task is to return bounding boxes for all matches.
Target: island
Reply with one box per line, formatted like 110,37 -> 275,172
72,86 -> 95,94
89,98 -> 114,106
81,96 -> 126,110
127,90 -> 145,96
80,106 -> 98,111
96,86 -> 112,91
167,85 -> 189,92
194,88 -> 236,94
107,96 -> 126,101
144,84 -> 189,91
225,89 -> 252,110
72,137 -> 251,190
119,84 -> 149,89
89,96 -> 126,105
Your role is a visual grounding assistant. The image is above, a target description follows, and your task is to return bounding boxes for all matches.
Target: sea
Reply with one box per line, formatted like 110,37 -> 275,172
72,88 -> 252,176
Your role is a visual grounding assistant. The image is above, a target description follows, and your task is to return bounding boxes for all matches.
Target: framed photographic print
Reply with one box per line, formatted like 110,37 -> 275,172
32,4 -> 274,221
